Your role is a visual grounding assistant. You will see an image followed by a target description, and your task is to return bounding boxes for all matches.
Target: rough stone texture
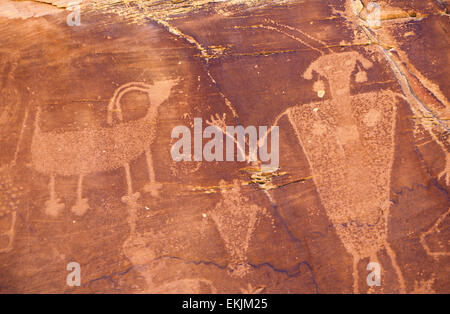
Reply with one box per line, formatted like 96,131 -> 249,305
0,0 -> 448,293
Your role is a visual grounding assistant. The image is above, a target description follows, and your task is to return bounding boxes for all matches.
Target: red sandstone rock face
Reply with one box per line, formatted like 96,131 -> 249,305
0,0 -> 448,293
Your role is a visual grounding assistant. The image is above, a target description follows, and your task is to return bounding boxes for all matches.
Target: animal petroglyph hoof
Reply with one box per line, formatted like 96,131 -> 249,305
143,182 -> 162,198
71,198 -> 90,216
121,192 -> 141,207
44,198 -> 65,217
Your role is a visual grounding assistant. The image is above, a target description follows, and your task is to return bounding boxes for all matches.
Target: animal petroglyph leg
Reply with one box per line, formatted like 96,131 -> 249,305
121,163 -> 140,235
71,175 -> 89,216
121,162 -> 140,204
44,175 -> 64,217
142,148 -> 162,198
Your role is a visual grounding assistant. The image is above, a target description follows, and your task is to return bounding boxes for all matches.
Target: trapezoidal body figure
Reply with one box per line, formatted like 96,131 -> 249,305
284,51 -> 405,293
31,80 -> 177,217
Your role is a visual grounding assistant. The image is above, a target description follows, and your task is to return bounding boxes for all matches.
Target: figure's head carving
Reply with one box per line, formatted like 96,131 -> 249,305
303,51 -> 373,82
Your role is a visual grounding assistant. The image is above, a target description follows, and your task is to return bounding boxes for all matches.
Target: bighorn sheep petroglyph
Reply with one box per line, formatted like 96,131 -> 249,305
31,80 -> 177,217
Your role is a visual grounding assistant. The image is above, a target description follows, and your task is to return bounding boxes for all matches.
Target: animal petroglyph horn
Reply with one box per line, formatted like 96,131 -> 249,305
31,79 -> 178,217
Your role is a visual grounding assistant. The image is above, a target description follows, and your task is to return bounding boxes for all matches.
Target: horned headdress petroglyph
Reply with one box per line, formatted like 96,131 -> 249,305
278,18 -> 449,292
31,79 -> 178,217
261,21 -> 409,293
289,50 -> 406,293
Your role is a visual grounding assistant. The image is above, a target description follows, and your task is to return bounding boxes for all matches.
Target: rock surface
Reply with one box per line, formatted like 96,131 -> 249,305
0,0 -> 448,293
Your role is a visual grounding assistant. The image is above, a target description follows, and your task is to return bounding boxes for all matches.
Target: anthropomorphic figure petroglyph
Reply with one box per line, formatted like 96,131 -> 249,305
210,180 -> 269,277
263,10 -> 450,292
273,51 -> 406,293
31,80 -> 177,217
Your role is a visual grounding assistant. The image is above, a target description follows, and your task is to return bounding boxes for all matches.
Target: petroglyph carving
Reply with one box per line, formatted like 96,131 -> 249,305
0,51 -> 23,253
210,180 -> 269,277
205,113 -> 250,164
420,207 -> 450,259
0,50 -> 21,143
274,51 -> 406,293
411,276 -> 436,294
438,155 -> 450,186
206,113 -> 227,134
123,226 -> 218,293
0,166 -> 22,253
240,283 -> 266,294
351,10 -> 450,191
31,80 -> 177,217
